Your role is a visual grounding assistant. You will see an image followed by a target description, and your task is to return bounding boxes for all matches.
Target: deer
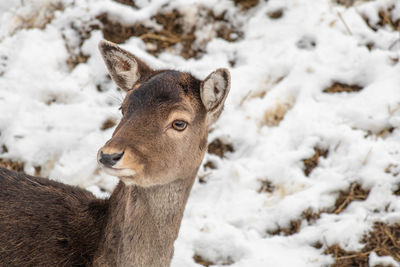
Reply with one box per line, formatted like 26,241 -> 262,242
0,40 -> 230,267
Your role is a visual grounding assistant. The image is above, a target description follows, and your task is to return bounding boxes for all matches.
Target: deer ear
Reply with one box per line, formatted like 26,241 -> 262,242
98,40 -> 152,91
200,68 -> 231,126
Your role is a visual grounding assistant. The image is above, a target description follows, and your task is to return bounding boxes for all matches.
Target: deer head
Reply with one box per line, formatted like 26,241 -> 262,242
97,40 -> 230,187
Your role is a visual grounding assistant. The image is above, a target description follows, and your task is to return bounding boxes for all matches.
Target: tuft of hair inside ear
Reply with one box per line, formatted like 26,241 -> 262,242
111,51 -> 140,90
200,68 -> 231,126
201,69 -> 230,111
99,40 -> 141,91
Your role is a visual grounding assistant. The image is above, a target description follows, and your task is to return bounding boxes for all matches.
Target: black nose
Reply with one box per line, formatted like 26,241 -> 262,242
99,151 -> 124,167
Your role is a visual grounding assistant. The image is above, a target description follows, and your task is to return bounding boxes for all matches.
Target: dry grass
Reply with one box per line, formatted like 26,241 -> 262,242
0,158 -> 24,173
97,11 -> 198,58
203,161 -> 216,170
207,139 -> 234,158
258,179 -> 275,193
323,82 -> 363,94
97,8 -> 242,59
267,183 -> 369,237
388,163 -> 400,195
263,97 -> 294,127
268,220 -> 302,236
362,4 -> 400,32
0,145 -> 25,172
376,127 -> 395,139
325,222 -> 400,266
193,255 -> 215,266
193,254 -> 234,266
63,21 -> 100,70
302,147 -> 328,177
267,219 -> 301,236
233,0 -> 259,10
9,2 -> 64,34
394,186 -> 400,196
325,245 -> 370,266
333,183 -> 370,214
66,52 -> 90,70
113,0 -> 138,8
267,8 -> 284,19
100,118 -> 117,131
363,222 -> 400,262
96,13 -> 148,45
378,7 -> 400,31
333,0 -> 373,8
200,139 -> 234,183
268,209 -> 321,236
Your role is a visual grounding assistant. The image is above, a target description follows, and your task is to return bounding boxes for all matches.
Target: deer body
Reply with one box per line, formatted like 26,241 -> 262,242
0,40 -> 230,266
0,168 -> 106,266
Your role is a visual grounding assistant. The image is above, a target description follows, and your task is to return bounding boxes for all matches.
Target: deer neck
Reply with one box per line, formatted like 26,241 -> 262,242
94,174 -> 196,267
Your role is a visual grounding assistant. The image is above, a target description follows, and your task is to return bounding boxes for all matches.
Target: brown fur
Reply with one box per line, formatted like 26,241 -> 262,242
0,168 -> 107,266
0,40 -> 230,267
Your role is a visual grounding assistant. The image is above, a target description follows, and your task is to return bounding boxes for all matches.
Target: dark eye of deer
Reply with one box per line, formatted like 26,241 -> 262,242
172,120 -> 187,131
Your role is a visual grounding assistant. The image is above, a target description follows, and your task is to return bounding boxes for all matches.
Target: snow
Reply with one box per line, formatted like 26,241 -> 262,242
1,0 -> 400,266
369,252 -> 400,267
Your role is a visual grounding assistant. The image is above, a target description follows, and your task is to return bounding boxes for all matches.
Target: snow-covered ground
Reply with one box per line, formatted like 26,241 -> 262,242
1,0 -> 400,266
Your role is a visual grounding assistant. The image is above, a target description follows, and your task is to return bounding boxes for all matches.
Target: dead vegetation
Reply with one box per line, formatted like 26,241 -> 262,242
0,145 -> 45,176
258,179 -> 275,193
198,138 -> 234,184
394,186 -> 400,196
113,0 -> 138,8
199,138 -> 234,181
267,8 -> 284,19
268,220 -> 302,236
8,1 -> 64,35
233,0 -> 259,10
332,183 -> 370,214
389,164 -> 400,195
207,139 -> 234,158
193,254 -> 234,266
323,82 -> 363,94
268,183 -> 369,236
325,244 -> 370,266
376,127 -> 395,139
263,97 -> 294,127
0,145 -> 24,172
361,4 -> 400,32
202,138 -> 234,172
363,222 -> 400,263
100,118 -> 117,130
267,209 -> 321,236
0,158 -> 25,173
302,147 -> 328,177
203,161 -> 216,170
63,21 -> 100,70
333,0 -> 372,8
97,7 -> 243,59
388,163 -> 400,195
193,255 -> 215,267
325,222 -> 400,266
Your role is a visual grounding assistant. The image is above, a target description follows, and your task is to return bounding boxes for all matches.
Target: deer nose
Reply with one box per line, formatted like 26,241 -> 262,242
99,151 -> 124,167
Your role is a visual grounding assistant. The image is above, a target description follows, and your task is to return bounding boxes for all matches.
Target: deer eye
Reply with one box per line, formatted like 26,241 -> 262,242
172,120 -> 187,131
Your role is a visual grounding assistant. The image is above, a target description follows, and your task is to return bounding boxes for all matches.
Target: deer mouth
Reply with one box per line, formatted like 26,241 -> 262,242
101,166 -> 137,177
